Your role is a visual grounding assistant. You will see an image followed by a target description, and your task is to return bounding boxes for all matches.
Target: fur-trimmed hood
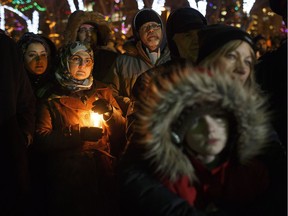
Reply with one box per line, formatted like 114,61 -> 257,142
63,10 -> 111,46
131,64 -> 271,183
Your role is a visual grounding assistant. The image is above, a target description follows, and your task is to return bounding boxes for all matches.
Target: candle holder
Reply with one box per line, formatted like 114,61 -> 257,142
80,126 -> 103,142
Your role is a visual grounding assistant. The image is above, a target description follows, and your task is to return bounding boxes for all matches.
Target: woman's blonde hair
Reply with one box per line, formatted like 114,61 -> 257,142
198,40 -> 258,91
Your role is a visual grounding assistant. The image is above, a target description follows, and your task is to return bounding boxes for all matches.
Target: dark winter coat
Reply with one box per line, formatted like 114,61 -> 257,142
0,32 -> 36,214
255,39 -> 287,150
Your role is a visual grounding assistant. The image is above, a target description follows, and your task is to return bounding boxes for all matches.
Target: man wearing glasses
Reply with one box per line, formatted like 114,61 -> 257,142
102,8 -> 170,115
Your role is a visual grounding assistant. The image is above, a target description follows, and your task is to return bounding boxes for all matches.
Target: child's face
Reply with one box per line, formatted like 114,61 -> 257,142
185,114 -> 228,159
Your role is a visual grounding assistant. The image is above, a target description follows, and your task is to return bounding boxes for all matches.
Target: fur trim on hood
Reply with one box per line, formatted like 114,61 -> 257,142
63,10 -> 111,46
131,64 -> 271,183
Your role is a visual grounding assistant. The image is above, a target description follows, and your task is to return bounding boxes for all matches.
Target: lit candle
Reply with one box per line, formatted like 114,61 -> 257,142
90,111 -> 103,128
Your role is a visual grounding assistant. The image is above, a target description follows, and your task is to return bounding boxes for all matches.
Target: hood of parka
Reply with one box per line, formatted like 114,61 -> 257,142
63,10 -> 111,47
131,65 -> 270,183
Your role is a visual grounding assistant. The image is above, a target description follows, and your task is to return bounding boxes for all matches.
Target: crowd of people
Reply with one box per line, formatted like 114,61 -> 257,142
0,0 -> 286,215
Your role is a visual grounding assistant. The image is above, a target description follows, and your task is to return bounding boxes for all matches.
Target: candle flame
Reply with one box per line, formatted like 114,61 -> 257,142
90,112 -> 103,128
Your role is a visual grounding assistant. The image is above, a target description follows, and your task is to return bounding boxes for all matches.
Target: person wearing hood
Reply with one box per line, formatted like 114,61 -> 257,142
31,41 -> 125,215
63,10 -> 118,82
197,24 -> 286,215
102,8 -> 170,107
118,64 -> 278,216
17,32 -> 55,99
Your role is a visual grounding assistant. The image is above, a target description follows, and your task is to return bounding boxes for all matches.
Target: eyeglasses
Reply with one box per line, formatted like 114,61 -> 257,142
140,23 -> 161,32
78,27 -> 95,34
68,55 -> 93,67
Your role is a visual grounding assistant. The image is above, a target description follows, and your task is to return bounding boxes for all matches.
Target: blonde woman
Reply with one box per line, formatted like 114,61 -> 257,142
196,24 -> 257,90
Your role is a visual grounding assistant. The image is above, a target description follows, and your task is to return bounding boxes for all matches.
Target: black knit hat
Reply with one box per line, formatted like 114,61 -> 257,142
166,7 -> 207,58
134,8 -> 162,32
197,24 -> 255,64
167,7 -> 207,34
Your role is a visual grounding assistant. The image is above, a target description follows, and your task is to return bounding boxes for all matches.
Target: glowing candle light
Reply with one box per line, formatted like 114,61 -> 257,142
90,112 -> 104,128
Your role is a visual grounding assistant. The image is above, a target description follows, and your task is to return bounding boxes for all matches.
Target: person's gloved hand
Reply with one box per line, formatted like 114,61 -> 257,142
92,98 -> 113,120
63,124 -> 103,142
80,127 -> 103,142
63,124 -> 80,137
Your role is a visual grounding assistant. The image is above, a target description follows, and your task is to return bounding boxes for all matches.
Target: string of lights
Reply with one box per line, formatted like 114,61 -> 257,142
0,0 -> 285,48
